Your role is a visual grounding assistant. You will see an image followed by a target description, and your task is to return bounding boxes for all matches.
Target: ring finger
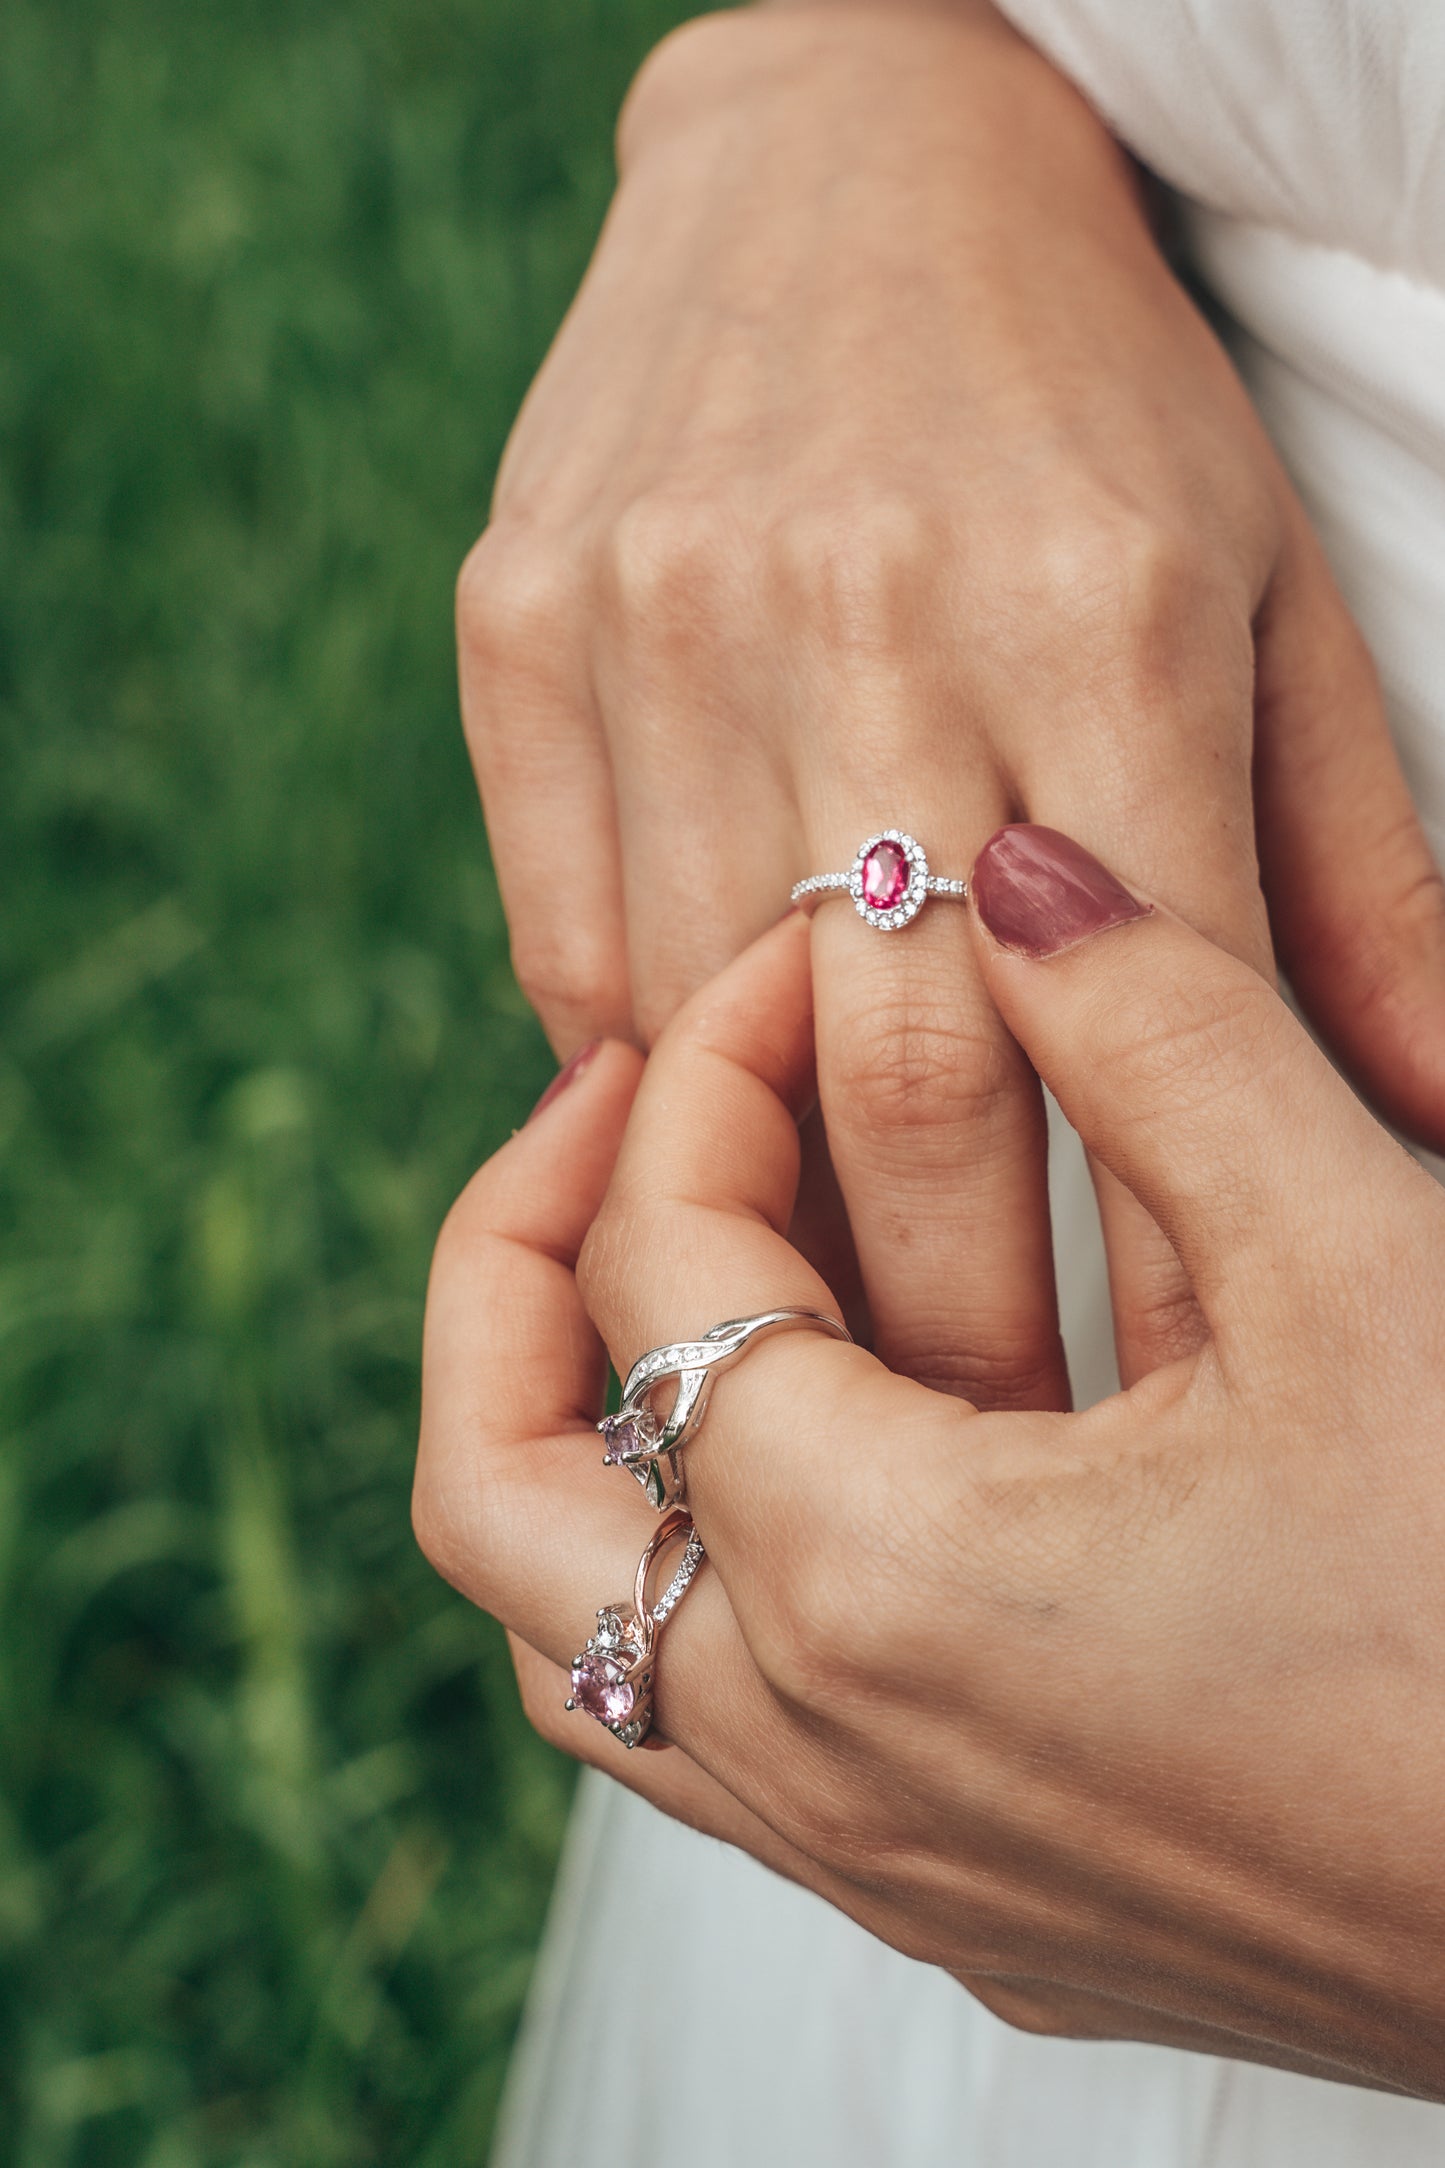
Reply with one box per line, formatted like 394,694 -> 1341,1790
799,741 -> 1069,1410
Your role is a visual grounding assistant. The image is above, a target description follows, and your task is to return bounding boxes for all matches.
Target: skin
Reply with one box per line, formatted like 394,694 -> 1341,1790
458,0 -> 1445,1412
415,856 -> 1445,2093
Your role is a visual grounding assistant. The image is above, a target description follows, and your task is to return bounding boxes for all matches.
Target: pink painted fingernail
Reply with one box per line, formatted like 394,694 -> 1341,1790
528,1039 -> 601,1122
971,825 -> 1151,958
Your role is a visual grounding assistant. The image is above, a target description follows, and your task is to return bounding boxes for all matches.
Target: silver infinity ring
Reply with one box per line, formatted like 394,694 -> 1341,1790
566,1509 -> 706,1750
791,830 -> 967,932
598,1307 -> 852,1508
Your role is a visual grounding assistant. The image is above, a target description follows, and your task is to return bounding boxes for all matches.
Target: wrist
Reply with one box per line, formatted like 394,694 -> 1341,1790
618,2 -> 1014,168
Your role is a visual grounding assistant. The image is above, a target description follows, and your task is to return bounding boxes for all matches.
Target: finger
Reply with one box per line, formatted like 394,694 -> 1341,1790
579,910 -> 968,1625
805,792 -> 1069,1410
590,495 -> 804,1046
457,524 -> 632,1052
1016,577 -> 1268,1382
967,823 -> 1412,1336
1254,513 -> 1445,1153
414,1036 -> 794,1798
581,911 -> 849,1387
416,1036 -> 642,1603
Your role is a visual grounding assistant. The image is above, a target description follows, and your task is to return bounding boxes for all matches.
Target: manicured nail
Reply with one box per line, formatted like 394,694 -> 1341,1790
971,825 -> 1151,958
528,1039 -> 601,1122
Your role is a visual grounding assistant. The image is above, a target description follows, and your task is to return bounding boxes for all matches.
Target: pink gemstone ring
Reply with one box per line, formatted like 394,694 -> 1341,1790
791,830 -> 968,932
598,1307 -> 852,1509
566,1510 -> 706,1750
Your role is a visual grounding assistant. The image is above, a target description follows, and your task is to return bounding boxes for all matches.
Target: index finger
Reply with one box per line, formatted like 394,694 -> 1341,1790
413,1035 -> 791,1792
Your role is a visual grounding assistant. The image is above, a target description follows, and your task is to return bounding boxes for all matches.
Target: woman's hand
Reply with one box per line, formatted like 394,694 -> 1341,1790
415,827 -> 1445,2096
458,0 -> 1445,1406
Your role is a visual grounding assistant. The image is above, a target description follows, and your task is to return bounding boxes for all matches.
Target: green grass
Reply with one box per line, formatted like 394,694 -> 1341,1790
0,1 -> 688,2157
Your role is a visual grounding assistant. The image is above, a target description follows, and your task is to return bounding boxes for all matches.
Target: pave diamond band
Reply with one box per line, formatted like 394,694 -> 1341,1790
565,1510 -> 706,1749
651,1527 -> 706,1623
598,1307 -> 853,1508
791,830 -> 968,931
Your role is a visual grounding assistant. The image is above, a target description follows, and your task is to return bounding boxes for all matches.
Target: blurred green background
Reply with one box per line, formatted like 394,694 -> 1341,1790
0,0 -> 686,2157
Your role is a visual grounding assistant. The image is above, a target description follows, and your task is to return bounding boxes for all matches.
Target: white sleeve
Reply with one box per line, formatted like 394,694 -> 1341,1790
992,0 -> 1445,284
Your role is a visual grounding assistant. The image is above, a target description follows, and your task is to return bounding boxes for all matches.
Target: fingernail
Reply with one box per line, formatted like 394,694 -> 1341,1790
971,825 -> 1151,958
528,1039 -> 601,1122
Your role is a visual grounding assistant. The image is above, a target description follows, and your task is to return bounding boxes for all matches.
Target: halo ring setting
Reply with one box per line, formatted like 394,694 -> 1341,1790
791,830 -> 968,932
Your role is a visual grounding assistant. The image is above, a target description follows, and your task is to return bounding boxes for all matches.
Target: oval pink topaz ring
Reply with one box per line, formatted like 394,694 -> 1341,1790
598,1307 -> 853,1509
791,829 -> 968,931
566,1510 -> 706,1750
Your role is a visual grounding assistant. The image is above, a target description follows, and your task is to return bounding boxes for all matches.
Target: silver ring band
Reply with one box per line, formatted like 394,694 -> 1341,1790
565,1509 -> 706,1749
598,1306 -> 852,1508
791,829 -> 967,932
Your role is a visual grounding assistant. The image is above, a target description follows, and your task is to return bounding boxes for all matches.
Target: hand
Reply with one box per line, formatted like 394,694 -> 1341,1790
415,825 -> 1445,2096
457,0 -> 1445,1406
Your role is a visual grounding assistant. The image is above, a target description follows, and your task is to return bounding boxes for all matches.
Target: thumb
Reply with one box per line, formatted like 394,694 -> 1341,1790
967,824 -> 1407,1342
1254,518 -> 1445,1153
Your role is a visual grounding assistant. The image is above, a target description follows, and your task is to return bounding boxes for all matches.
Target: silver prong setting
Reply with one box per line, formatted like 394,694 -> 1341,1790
793,830 -> 967,930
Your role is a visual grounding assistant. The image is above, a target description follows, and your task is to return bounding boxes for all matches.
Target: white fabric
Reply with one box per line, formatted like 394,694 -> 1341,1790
493,5 -> 1445,2161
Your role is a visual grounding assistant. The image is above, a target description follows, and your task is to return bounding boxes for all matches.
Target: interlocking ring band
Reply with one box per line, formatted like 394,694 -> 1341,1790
791,829 -> 968,931
565,1509 -> 706,1749
598,1307 -> 853,1508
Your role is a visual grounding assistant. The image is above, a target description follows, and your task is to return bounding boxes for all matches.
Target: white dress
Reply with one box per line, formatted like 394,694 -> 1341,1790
492,6 -> 1445,2161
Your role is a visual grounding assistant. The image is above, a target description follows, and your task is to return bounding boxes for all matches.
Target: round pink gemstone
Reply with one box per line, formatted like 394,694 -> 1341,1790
861,839 -> 908,911
570,1652 -> 636,1727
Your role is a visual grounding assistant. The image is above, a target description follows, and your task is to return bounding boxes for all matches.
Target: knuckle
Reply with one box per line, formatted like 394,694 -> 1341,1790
408,1461 -> 448,1578
412,1189 -> 504,1591
456,524 -> 577,681
893,1324 -> 1066,1412
509,923 -> 622,1038
751,1514 -> 899,1712
607,490 -> 743,628
409,1448 -> 475,1597
1033,511 -> 1249,718
826,1003 -> 1017,1147
429,1152 -> 511,1268
771,492 -> 945,658
751,1591 -> 840,1707
1118,1266 -> 1206,1369
1046,510 -> 1196,632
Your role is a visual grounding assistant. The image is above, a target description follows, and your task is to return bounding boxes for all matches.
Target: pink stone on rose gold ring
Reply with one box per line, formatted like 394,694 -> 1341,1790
565,1510 -> 706,1750
791,830 -> 968,932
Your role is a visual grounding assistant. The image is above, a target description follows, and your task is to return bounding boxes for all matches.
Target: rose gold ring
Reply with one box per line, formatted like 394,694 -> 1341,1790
565,1509 -> 706,1750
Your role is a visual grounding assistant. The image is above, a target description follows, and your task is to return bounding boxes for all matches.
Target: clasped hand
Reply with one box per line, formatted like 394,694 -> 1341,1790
415,830 -> 1445,2099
